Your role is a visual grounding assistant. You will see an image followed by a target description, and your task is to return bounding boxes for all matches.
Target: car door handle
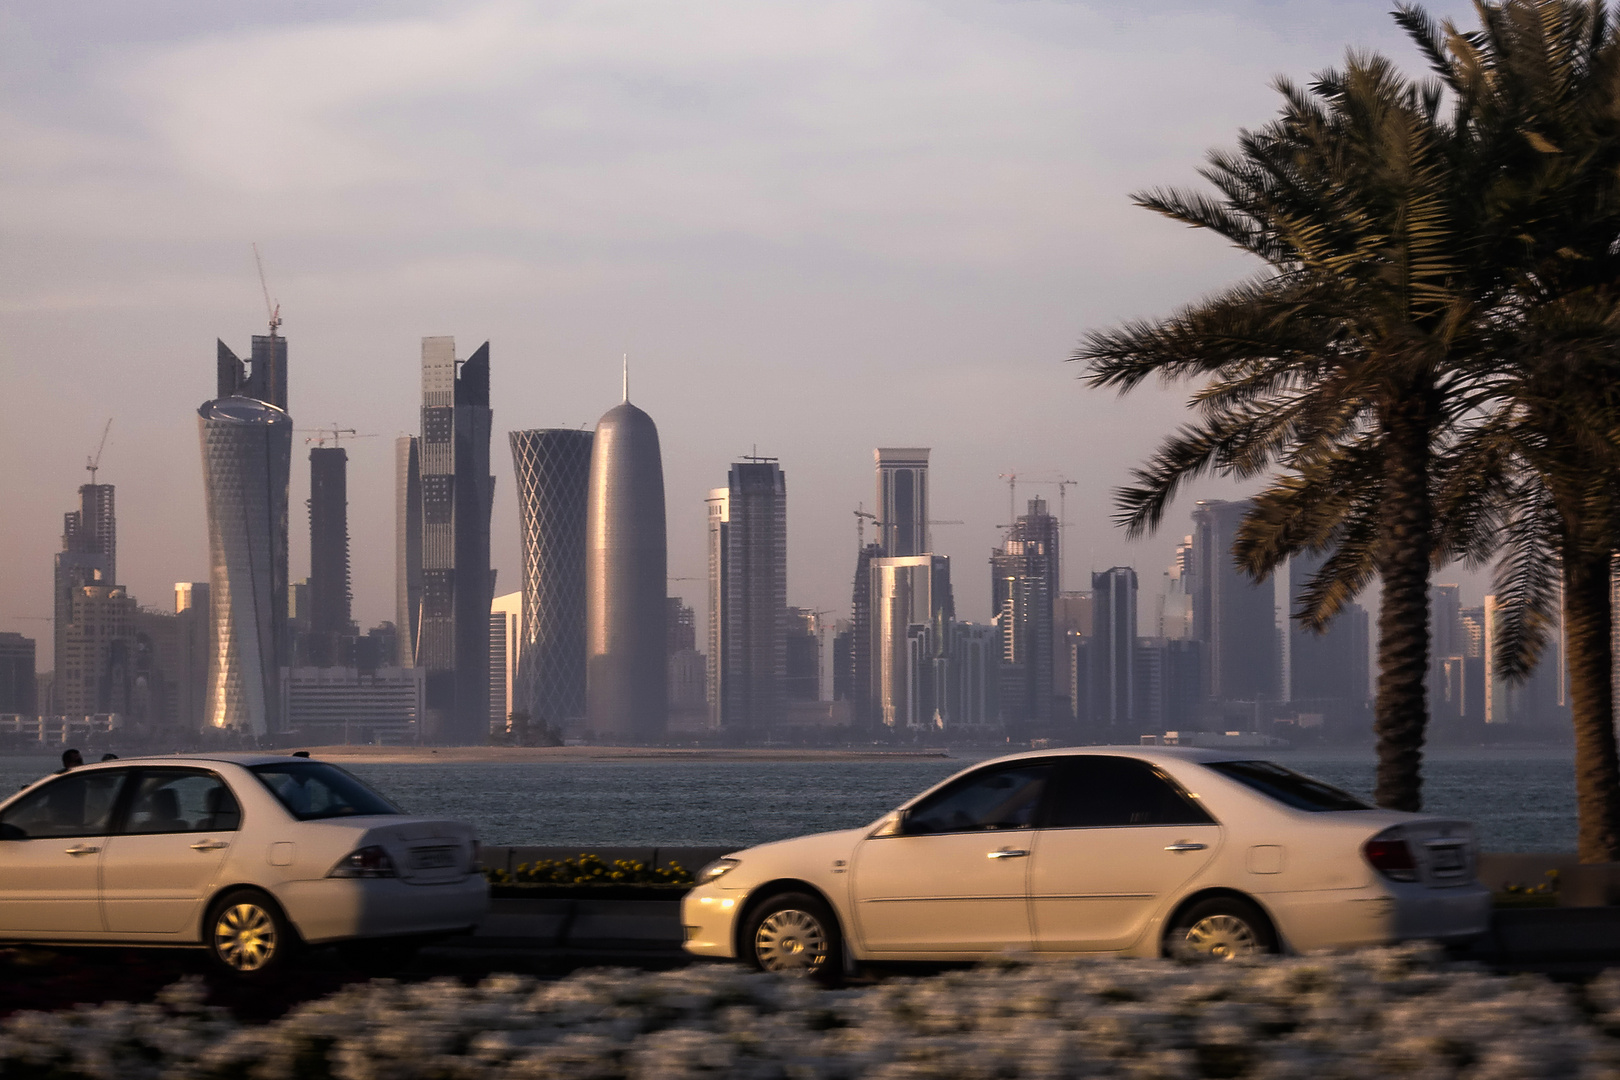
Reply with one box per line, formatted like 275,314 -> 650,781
988,848 -> 1030,859
63,844 -> 100,856
1165,843 -> 1207,852
190,840 -> 230,851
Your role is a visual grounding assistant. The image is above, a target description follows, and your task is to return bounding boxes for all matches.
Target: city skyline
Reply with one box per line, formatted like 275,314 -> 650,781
0,1 -> 1497,663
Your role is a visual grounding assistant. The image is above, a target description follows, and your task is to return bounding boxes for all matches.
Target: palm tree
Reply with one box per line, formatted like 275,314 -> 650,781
1401,0 -> 1620,859
1077,51 -> 1494,811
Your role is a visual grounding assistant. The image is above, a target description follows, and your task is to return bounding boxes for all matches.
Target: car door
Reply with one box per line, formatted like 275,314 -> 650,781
100,768 -> 240,936
850,762 -> 1049,954
1029,756 -> 1221,952
0,768 -> 128,935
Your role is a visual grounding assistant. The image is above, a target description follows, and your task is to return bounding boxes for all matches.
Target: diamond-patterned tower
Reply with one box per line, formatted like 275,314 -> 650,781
198,396 -> 292,735
510,428 -> 594,730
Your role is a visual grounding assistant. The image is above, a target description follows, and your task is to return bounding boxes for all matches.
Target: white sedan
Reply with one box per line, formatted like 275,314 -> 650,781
683,747 -> 1491,975
0,754 -> 488,975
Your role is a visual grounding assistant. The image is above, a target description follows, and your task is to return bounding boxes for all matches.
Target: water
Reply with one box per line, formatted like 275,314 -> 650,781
0,747 -> 1580,852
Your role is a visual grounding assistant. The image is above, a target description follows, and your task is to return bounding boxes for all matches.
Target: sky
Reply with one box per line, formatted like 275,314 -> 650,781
0,0 -> 1489,669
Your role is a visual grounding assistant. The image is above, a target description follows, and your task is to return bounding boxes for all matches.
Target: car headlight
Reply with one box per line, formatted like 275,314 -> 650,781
697,857 -> 741,885
329,845 -> 398,879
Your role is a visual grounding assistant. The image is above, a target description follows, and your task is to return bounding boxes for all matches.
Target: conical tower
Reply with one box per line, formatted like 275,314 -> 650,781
585,379 -> 668,740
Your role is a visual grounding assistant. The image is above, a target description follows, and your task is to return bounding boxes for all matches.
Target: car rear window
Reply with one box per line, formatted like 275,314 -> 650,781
1206,760 -> 1370,812
250,761 -> 399,821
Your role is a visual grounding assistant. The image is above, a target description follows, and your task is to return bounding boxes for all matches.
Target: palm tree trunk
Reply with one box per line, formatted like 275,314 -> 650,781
1373,398 -> 1433,812
1563,543 -> 1620,862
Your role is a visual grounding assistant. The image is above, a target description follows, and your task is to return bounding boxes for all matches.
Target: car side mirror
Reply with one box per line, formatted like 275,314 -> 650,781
870,809 -> 908,839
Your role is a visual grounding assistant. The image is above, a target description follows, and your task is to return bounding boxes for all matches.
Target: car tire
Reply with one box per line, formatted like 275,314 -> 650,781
1165,896 -> 1277,961
742,891 -> 842,981
205,889 -> 296,978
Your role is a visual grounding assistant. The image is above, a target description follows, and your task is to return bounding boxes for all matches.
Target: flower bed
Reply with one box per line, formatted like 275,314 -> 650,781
485,853 -> 693,888
4,945 -> 1620,1078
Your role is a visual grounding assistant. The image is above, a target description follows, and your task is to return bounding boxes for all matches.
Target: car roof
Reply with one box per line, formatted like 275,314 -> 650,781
979,745 -> 1270,768
56,753 -> 322,772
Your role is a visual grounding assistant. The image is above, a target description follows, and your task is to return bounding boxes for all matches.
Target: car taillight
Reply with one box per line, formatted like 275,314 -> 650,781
329,845 -> 397,879
1364,833 -> 1418,882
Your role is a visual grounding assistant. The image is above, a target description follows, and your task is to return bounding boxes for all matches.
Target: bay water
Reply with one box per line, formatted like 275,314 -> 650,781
0,746 -> 1578,853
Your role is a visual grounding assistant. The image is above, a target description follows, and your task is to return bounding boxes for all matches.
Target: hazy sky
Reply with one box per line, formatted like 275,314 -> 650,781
0,0 -> 1487,668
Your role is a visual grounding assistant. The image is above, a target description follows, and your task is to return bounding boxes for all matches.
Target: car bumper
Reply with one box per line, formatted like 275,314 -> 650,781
1267,881 -> 1492,952
681,883 -> 744,958
276,876 -> 490,944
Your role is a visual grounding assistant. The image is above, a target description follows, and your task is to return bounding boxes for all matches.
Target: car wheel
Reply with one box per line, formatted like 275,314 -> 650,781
744,891 -> 841,980
1166,897 -> 1276,961
206,889 -> 295,977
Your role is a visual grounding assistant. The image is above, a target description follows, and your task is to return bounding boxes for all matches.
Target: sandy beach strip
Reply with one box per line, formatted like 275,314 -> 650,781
295,745 -> 954,765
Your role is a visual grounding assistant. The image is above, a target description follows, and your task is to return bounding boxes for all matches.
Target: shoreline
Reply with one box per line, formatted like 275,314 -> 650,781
297,745 -> 955,765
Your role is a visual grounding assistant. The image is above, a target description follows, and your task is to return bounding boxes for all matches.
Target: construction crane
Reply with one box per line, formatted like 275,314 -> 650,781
298,426 -> 378,448
853,505 -> 877,547
85,418 -> 112,484
253,242 -> 281,336
997,472 -> 1018,525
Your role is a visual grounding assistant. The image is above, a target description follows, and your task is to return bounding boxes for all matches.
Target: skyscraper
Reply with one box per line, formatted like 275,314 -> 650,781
990,499 -> 1057,727
1191,500 -> 1280,703
585,386 -> 668,740
875,448 -> 930,557
174,583 -> 211,732
217,334 -> 288,412
870,554 -> 954,729
490,591 -> 523,735
54,482 -> 116,686
1287,551 -> 1371,709
395,436 -> 422,667
198,396 -> 293,735
510,429 -> 594,730
414,337 -> 495,744
0,634 -> 36,715
1091,566 -> 1139,726
846,542 -> 883,727
708,460 -> 788,737
307,446 -> 351,666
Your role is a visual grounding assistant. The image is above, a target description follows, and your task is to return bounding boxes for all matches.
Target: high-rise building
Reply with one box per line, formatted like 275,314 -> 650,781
870,555 -> 953,729
990,499 -> 1057,728
307,446 -> 352,666
414,337 -> 494,745
1135,638 -> 1203,729
54,482 -> 115,679
217,334 -> 287,412
1191,500 -> 1280,703
198,396 -> 292,736
510,429 -> 594,730
945,622 -> 999,728
1158,536 -> 1195,640
490,591 -> 523,735
1287,551 -> 1371,708
785,608 -> 819,702
59,584 -> 136,716
708,461 -> 788,736
174,583 -> 211,732
282,666 -> 424,744
395,436 -> 423,667
846,543 -> 883,726
1090,567 -> 1139,727
585,388 -> 668,740
875,448 -> 929,558
0,633 -> 37,715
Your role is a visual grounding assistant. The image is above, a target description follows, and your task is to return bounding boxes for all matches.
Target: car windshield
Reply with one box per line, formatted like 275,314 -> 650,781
1206,760 -> 1370,812
250,762 -> 400,821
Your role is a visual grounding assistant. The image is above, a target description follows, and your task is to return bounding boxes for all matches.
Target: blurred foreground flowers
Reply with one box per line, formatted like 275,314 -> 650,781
5,944 -> 1620,1078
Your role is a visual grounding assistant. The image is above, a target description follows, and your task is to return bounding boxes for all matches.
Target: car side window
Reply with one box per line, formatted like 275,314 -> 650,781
903,765 -> 1050,835
121,770 -> 241,835
0,770 -> 128,840
1045,757 -> 1214,828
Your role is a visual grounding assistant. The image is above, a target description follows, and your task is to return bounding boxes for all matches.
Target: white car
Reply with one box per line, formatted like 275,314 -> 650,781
0,754 -> 488,975
683,747 -> 1491,975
